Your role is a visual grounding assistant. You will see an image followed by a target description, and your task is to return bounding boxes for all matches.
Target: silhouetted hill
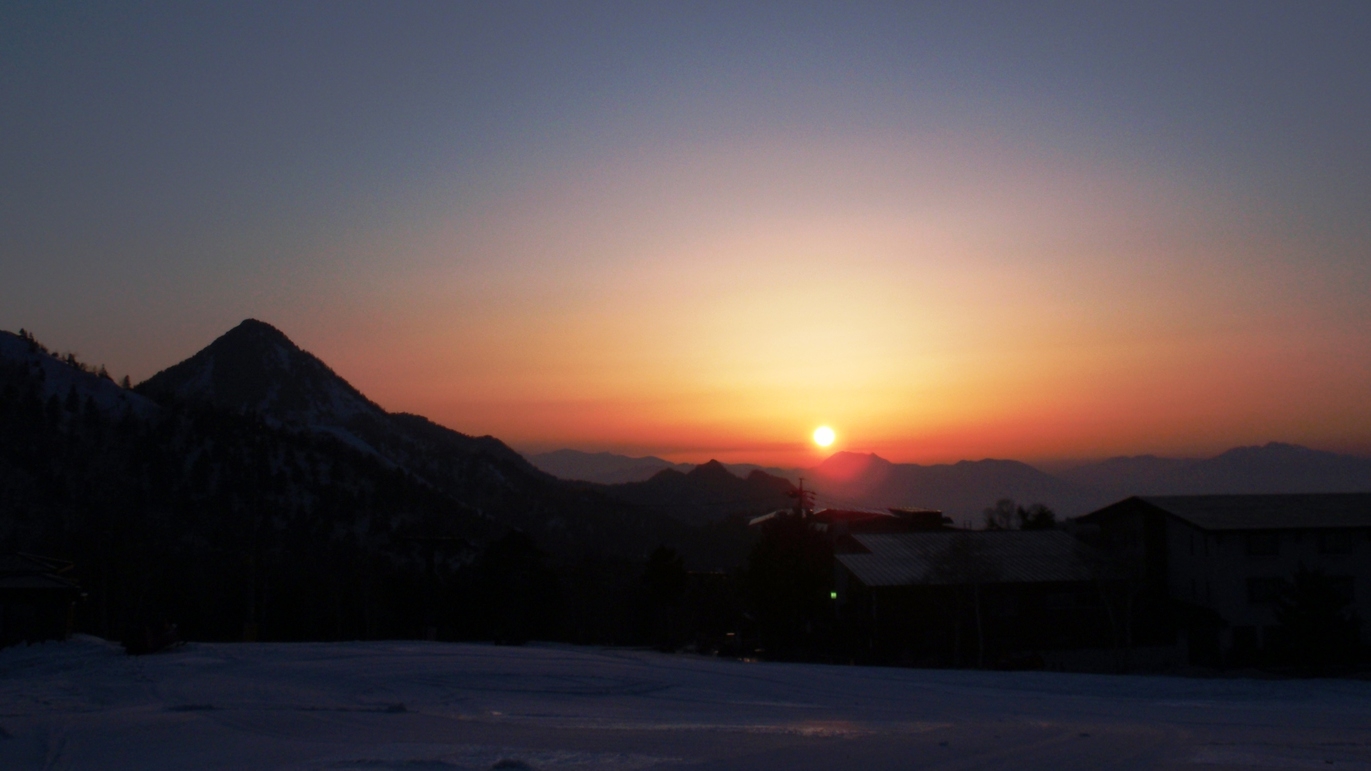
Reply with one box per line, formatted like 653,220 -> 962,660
1060,443 -> 1371,496
602,460 -> 796,526
525,441 -> 1371,528
141,319 -> 382,426
720,462 -> 803,483
0,330 -> 157,419
0,329 -> 497,642
527,449 -> 692,484
525,449 -> 798,485
134,320 -> 722,564
807,451 -> 1106,526
1,323 -> 767,649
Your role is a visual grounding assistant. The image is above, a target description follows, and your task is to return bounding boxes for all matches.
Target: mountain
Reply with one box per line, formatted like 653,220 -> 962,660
526,449 -> 799,485
533,447 -> 1103,526
1060,443 -> 1371,496
0,330 -> 158,420
523,440 -> 1371,529
800,444 -> 1371,526
0,328 -> 499,642
602,460 -> 796,526
526,449 -> 693,485
0,323 -> 759,646
720,463 -> 802,483
136,320 -> 731,564
140,320 -> 514,463
141,320 -> 381,427
804,451 -> 1108,527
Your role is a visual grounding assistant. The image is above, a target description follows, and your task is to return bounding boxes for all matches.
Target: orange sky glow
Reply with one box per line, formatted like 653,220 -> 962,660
279,132 -> 1371,467
6,6 -> 1370,468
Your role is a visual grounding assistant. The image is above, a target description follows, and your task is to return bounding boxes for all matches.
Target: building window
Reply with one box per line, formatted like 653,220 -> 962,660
1247,577 -> 1285,604
1246,532 -> 1279,556
1319,531 -> 1355,555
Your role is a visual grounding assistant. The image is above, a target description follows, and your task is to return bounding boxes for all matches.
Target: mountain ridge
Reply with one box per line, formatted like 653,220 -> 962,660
533,444 -> 1371,527
600,459 -> 796,526
132,320 -> 726,564
1060,442 -> 1371,496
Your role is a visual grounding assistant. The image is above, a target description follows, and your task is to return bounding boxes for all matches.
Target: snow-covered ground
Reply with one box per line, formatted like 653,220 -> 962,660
1,637 -> 1368,770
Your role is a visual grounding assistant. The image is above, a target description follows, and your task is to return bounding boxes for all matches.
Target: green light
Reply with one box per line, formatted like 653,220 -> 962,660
829,591 -> 837,599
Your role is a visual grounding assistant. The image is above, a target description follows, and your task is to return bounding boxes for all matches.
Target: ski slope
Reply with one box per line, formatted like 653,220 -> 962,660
1,636 -> 1368,769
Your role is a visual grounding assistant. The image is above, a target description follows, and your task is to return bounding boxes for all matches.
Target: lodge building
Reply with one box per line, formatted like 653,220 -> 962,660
1074,494 -> 1371,663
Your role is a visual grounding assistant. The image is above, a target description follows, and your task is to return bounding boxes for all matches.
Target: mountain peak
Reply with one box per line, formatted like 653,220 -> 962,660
140,320 -> 380,425
688,459 -> 736,480
814,451 -> 891,473
222,318 -> 292,343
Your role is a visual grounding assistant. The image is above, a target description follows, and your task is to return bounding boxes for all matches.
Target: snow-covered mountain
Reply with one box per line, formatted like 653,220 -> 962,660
134,319 -> 711,562
0,330 -> 157,420
139,319 -> 517,465
141,320 -> 378,424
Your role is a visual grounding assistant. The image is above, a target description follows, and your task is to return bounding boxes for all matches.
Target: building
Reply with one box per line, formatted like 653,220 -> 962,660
834,530 -> 1111,666
1074,494 -> 1371,663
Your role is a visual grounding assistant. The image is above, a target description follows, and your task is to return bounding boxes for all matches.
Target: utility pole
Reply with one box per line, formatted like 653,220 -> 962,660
789,477 -> 815,517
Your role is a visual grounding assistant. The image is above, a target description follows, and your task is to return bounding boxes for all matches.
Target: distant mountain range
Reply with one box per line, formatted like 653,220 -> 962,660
529,443 -> 1371,527
801,452 -> 1105,526
599,460 -> 796,527
1060,443 -> 1371,496
526,449 -> 796,486
527,450 -> 694,485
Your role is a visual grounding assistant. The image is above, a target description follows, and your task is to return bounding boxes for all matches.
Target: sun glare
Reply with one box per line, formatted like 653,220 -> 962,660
813,426 -> 836,447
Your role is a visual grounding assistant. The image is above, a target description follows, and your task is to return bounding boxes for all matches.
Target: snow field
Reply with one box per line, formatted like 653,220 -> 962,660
1,636 -> 1368,770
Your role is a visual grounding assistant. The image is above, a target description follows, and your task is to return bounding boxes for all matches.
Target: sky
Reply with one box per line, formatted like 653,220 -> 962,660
3,2 -> 1370,467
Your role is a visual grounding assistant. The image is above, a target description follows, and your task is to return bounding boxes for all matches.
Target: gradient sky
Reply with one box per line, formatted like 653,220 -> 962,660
3,2 -> 1370,466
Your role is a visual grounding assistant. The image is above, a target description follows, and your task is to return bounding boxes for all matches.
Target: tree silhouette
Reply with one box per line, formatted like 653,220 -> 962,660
983,499 -> 1056,530
746,513 -> 833,658
1273,567 -> 1360,671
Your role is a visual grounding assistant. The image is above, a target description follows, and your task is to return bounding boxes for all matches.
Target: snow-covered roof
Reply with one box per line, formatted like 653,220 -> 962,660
837,531 -> 1095,587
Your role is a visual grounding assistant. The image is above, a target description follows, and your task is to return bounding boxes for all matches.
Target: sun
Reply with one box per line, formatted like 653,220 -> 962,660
812,426 -> 836,447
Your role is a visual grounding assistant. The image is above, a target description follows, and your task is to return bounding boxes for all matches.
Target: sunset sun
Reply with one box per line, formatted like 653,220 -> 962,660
812,426 -> 836,447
